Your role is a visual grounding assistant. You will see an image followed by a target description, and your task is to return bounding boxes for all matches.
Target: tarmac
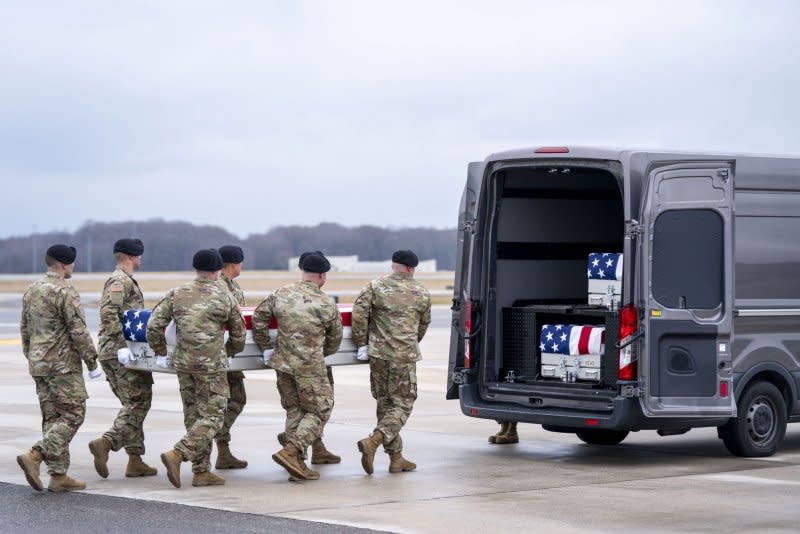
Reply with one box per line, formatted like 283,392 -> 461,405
1,305 -> 800,533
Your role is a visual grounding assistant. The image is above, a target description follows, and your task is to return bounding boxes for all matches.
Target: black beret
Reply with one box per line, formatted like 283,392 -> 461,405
46,244 -> 77,265
219,245 -> 244,264
300,252 -> 331,273
192,249 -> 223,272
392,249 -> 419,268
113,238 -> 144,256
298,250 -> 324,268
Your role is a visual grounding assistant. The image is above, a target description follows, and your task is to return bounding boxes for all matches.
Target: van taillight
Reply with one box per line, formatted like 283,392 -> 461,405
618,304 -> 638,380
464,300 -> 472,369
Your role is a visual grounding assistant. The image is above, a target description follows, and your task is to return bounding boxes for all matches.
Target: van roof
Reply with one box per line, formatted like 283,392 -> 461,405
484,146 -> 800,164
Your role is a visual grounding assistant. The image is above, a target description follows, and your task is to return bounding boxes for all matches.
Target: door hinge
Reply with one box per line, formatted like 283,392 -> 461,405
459,218 -> 476,234
717,169 -> 730,183
624,219 -> 643,239
620,385 -> 642,398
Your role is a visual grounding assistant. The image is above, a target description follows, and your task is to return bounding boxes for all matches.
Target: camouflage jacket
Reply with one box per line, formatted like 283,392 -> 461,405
98,268 -> 144,360
351,272 -> 431,363
219,273 -> 245,306
147,278 -> 246,374
252,280 -> 342,377
20,272 -> 98,376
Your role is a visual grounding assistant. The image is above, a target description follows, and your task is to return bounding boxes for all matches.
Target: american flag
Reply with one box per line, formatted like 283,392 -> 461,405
122,309 -> 151,342
540,324 -> 605,355
587,252 -> 623,280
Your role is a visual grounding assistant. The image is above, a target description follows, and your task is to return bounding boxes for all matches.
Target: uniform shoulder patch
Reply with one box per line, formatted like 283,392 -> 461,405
109,282 -> 124,292
72,297 -> 81,307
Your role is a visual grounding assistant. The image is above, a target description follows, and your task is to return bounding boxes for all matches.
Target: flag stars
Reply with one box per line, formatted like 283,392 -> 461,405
136,321 -> 144,331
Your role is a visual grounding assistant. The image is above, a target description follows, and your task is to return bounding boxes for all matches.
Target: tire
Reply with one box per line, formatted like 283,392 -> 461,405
575,429 -> 629,446
719,380 -> 787,458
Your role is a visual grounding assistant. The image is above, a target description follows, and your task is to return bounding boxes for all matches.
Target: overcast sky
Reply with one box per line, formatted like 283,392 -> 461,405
1,0 -> 798,239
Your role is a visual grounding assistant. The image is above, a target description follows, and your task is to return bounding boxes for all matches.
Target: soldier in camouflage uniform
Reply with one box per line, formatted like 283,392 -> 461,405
275,251 -> 341,465
252,252 -> 342,481
353,249 -> 431,475
17,244 -> 101,492
88,238 -> 159,479
213,245 -> 248,469
148,249 -> 246,489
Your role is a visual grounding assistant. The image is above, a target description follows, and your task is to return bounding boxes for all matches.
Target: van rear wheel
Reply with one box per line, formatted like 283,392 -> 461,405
719,380 -> 787,457
575,429 -> 629,445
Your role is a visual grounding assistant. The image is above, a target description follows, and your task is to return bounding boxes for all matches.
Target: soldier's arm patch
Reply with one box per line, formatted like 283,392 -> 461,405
73,297 -> 81,307
109,282 -> 123,292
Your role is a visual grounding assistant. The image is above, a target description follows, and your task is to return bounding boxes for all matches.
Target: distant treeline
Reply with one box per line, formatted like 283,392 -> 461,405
0,220 -> 457,273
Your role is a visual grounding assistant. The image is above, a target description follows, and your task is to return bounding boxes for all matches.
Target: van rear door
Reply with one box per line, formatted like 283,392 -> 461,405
638,161 -> 736,417
447,161 -> 485,399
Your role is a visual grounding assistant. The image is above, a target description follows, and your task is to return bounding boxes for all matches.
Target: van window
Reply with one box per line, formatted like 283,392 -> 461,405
652,209 -> 723,310
735,216 -> 800,300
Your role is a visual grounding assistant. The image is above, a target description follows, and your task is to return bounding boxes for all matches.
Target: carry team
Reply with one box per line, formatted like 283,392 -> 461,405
16,240 -> 431,491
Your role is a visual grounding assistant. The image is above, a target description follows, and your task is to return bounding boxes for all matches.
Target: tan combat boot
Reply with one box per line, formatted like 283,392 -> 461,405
272,442 -> 308,480
277,432 -> 287,447
160,449 -> 184,488
311,438 -> 341,464
489,421 -> 509,444
289,458 -> 320,482
192,470 -> 226,487
495,421 -> 519,444
48,473 -> 86,492
126,454 -> 158,477
88,437 -> 112,478
16,448 -> 44,491
357,430 -> 384,475
388,452 -> 417,473
215,441 -> 248,469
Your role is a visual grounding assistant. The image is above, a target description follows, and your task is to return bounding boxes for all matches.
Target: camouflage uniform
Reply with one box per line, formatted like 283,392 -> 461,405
217,272 -> 246,444
97,268 -> 153,455
20,272 -> 99,475
252,281 -> 342,452
147,279 -> 246,473
352,272 -> 431,454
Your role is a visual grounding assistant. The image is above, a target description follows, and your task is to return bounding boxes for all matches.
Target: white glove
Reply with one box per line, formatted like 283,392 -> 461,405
228,357 -> 234,368
117,348 -> 132,366
356,345 -> 369,361
155,355 -> 169,369
88,367 -> 103,380
262,349 -> 274,365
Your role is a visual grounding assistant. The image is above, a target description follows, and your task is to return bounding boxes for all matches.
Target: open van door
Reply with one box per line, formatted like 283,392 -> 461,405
447,162 -> 485,399
638,161 -> 736,417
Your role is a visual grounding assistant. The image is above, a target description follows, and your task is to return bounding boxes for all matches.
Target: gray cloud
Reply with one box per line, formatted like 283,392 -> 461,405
1,0 -> 799,238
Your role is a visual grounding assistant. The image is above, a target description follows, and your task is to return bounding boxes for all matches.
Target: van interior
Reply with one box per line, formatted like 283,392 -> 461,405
482,163 -> 625,391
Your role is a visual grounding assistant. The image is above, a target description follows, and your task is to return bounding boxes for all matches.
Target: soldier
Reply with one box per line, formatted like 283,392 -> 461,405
275,251 -> 341,465
148,249 -> 246,489
88,238 -> 159,479
17,244 -> 101,492
213,244 -> 248,469
252,252 -> 342,481
352,249 -> 431,475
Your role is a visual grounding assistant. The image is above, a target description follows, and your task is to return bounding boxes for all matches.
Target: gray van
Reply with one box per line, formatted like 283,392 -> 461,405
447,146 -> 800,457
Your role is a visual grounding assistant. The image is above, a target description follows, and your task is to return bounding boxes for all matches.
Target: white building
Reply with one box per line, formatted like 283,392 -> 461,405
288,255 -> 437,272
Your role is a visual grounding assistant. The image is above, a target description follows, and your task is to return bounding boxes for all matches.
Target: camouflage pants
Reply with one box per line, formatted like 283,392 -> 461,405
215,371 -> 246,443
276,371 -> 333,452
369,358 -> 417,454
32,373 -> 87,475
100,359 -> 154,455
174,371 -> 229,474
